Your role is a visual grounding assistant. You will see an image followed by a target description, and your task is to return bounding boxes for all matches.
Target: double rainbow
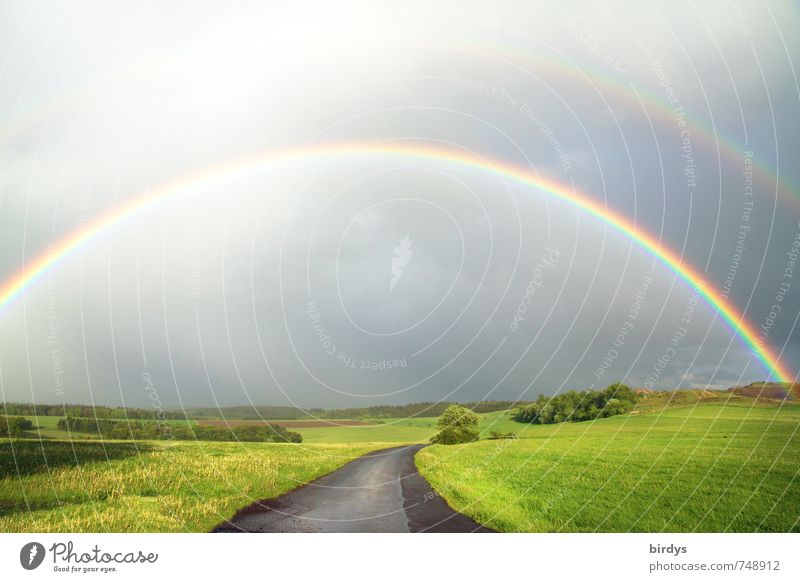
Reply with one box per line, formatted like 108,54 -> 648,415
0,142 -> 792,383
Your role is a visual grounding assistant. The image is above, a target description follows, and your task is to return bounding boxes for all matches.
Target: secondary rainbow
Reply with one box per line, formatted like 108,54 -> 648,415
0,141 -> 792,383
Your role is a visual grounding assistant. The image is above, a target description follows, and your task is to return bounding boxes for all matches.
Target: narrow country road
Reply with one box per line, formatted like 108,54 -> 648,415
213,444 -> 493,533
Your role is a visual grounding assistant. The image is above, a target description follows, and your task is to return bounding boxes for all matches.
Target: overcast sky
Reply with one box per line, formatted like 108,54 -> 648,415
0,0 -> 798,410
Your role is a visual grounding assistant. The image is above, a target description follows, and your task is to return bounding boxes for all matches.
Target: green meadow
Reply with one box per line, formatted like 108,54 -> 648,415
0,439 -> 380,532
2,395 -> 798,532
416,403 -> 800,532
294,411 -> 521,443
13,411 -> 524,444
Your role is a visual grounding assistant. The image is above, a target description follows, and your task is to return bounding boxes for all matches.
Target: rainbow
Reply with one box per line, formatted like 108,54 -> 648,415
0,141 -> 792,382
457,43 -> 799,208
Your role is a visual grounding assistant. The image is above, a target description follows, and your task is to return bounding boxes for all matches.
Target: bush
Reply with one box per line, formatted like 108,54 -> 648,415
0,415 -> 33,438
513,383 -> 638,425
57,417 -> 302,443
488,431 -> 517,440
431,405 -> 479,445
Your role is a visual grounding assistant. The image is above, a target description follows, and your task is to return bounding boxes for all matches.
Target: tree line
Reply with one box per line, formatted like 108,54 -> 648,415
513,383 -> 638,424
57,417 -> 302,443
187,401 -> 521,420
4,400 -> 520,421
319,400 -> 521,419
1,402 -> 187,420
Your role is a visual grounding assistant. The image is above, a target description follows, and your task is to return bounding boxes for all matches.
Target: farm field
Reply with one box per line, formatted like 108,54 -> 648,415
3,394 -> 798,532
416,403 -> 800,532
0,439 -> 380,532
10,408 -> 538,443
21,415 -> 82,440
296,410 -> 524,443
296,422 -> 435,443
15,415 -> 432,443
197,418 -> 373,428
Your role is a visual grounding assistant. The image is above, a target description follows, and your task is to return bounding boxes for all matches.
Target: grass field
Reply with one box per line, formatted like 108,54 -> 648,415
0,439 -> 380,532
20,416 -> 80,440
197,419 -> 373,428
416,403 -> 800,532
295,410 -> 523,443
297,422 -> 435,443
14,411 -> 521,443
4,396 -> 798,533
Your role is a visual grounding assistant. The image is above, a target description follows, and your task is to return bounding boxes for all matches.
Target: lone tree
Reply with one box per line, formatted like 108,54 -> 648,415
431,404 -> 479,445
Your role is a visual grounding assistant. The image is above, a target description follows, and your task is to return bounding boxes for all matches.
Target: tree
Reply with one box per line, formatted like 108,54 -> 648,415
0,415 -> 33,438
513,383 -> 638,425
602,398 -> 628,417
431,404 -> 479,445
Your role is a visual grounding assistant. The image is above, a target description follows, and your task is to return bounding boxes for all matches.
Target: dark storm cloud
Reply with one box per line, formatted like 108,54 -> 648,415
0,0 -> 798,408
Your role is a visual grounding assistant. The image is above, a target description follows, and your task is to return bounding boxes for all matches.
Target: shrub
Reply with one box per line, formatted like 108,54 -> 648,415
513,383 -> 638,425
0,415 -> 33,438
57,417 -> 302,443
488,431 -> 517,440
431,405 -> 479,445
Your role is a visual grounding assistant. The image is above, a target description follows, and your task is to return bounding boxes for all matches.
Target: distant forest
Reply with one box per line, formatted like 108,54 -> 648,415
183,400 -> 521,420
2,400 -> 521,420
0,402 -> 187,420
58,417 -> 302,443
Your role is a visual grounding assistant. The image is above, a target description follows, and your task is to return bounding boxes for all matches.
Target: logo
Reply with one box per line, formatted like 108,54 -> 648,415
390,235 -> 413,292
20,542 -> 46,570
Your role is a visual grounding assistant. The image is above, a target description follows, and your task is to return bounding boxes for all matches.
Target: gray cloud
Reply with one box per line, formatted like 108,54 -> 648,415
1,0 -> 798,409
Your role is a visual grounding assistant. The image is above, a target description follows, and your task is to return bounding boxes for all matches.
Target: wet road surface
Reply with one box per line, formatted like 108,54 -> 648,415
213,444 -> 493,533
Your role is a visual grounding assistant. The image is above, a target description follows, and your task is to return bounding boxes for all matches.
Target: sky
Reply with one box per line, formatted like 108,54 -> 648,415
0,0 -> 798,410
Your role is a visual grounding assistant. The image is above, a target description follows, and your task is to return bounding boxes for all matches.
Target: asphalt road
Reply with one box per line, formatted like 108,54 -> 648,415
213,444 -> 493,533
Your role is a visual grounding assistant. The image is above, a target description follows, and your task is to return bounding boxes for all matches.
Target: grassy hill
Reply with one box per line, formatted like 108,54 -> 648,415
8,387 -> 794,443
0,440 -> 382,532
3,387 -> 798,532
416,401 -> 800,532
294,410 -> 524,443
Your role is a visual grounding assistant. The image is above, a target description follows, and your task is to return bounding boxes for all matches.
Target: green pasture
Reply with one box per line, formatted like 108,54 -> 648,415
416,403 -> 800,532
0,439 -> 380,532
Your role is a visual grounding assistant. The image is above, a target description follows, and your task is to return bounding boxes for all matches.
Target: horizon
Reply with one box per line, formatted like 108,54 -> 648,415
3,379 -> 793,412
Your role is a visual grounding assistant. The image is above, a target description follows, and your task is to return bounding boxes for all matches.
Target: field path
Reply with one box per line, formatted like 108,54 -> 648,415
213,444 -> 492,533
